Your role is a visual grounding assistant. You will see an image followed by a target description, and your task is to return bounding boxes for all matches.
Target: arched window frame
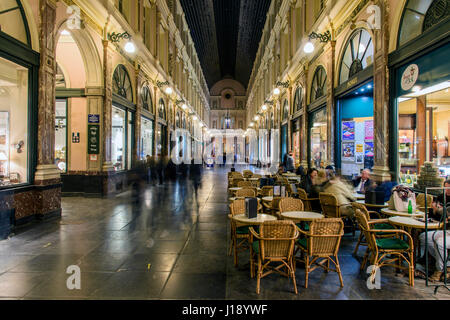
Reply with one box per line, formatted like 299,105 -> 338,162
310,66 -> 327,104
112,64 -> 133,102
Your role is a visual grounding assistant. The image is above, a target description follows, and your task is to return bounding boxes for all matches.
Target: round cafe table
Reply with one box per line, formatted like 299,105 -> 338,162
353,192 -> 366,200
229,187 -> 242,191
380,208 -> 425,218
232,214 -> 278,225
247,178 -> 259,181
356,200 -> 389,209
262,196 -> 273,202
281,211 -> 324,222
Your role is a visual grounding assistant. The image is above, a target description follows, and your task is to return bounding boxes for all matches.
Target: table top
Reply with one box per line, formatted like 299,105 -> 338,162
388,216 -> 443,229
229,187 -> 242,191
281,211 -> 324,221
282,173 -> 297,176
247,178 -> 260,181
232,214 -> 278,225
381,208 -> 425,218
262,196 -> 273,202
353,192 -> 366,200
356,200 -> 389,208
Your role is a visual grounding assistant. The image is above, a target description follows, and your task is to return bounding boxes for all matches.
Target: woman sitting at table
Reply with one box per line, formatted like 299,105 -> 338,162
418,180 -> 450,282
323,173 -> 356,217
300,168 -> 319,197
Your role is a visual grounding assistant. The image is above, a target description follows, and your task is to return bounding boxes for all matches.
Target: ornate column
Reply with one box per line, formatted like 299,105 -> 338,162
324,37 -> 336,167
134,65 -> 144,164
300,66 -> 308,168
371,0 -> 392,182
34,0 -> 60,217
287,86 -> 293,153
102,39 -> 114,172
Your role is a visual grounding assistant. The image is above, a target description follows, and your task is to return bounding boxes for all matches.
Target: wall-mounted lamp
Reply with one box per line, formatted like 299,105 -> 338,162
276,80 -> 290,88
273,88 -> 280,95
157,80 -> 173,95
14,141 -> 24,153
303,30 -> 331,53
108,31 -> 135,53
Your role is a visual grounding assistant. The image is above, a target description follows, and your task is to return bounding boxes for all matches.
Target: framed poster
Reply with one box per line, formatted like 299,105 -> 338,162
342,142 -> 355,160
365,120 -> 374,140
365,142 -> 374,157
87,124 -> 100,154
342,121 -> 355,141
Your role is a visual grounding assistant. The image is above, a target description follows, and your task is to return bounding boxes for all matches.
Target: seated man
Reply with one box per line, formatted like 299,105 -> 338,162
285,151 -> 295,173
323,173 -> 356,217
418,180 -> 450,281
353,169 -> 372,193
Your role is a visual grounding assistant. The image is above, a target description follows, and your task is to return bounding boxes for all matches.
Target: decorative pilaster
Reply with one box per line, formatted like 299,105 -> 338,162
35,0 -> 60,185
102,40 -> 114,172
325,39 -> 336,167
371,0 -> 392,182
134,65 -> 144,164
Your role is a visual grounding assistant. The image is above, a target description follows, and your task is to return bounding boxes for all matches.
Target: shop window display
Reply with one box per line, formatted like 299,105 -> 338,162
140,117 -> 153,159
55,100 -> 67,172
112,106 -> 126,171
0,56 -> 29,186
310,108 -> 327,168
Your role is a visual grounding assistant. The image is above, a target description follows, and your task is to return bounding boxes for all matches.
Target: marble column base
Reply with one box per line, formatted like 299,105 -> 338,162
102,161 -> 114,172
371,165 -> 393,183
34,164 -> 61,184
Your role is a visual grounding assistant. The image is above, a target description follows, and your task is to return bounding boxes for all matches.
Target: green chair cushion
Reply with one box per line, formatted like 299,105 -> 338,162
236,225 -> 259,235
252,240 -> 259,254
295,223 -> 310,231
376,238 -> 409,250
374,223 -> 395,230
296,238 -> 307,250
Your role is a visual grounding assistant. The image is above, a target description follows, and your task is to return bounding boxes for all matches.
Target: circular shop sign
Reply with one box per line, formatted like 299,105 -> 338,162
401,64 -> 419,91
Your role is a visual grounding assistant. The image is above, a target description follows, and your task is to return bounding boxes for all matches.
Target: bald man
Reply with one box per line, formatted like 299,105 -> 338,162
353,169 -> 372,193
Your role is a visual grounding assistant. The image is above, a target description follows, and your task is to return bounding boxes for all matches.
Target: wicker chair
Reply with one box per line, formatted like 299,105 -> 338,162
237,180 -> 253,188
297,188 -> 319,212
258,186 -> 274,197
249,220 -> 299,294
235,188 -> 256,198
351,202 -> 395,256
252,174 -> 262,179
279,198 -> 304,212
231,178 -> 244,188
295,218 -> 345,288
416,193 -> 433,211
243,170 -> 253,178
228,199 -> 257,266
319,192 -> 356,236
262,196 -> 282,217
354,209 -> 414,286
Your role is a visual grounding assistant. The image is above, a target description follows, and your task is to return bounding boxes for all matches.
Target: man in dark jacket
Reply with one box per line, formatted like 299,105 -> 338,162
353,169 -> 372,193
285,151 -> 295,172
300,168 -> 319,197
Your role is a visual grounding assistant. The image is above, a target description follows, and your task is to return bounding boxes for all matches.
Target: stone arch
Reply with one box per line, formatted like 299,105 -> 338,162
55,20 -> 102,88
20,0 -> 39,51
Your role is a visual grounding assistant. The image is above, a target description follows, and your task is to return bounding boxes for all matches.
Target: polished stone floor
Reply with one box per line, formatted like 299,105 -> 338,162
0,166 -> 449,300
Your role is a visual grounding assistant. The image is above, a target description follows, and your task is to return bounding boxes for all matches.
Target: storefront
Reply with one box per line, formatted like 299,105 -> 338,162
308,66 -> 328,169
140,116 -> 154,160
291,86 -> 304,166
112,64 -> 135,172
389,0 -> 450,183
334,28 -> 375,178
157,98 -> 168,157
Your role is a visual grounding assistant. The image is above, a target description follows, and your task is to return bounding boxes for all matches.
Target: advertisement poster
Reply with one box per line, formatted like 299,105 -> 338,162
365,120 -> 374,140
365,142 -> 374,157
355,121 -> 365,143
342,121 -> 355,141
342,142 -> 355,159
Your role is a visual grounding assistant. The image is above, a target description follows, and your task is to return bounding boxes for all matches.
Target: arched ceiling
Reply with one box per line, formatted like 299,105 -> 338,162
180,0 -> 271,90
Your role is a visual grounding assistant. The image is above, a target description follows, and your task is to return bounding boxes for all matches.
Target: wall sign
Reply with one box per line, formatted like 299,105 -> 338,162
400,64 -> 419,91
72,132 -> 80,143
87,125 -> 100,154
88,114 -> 100,124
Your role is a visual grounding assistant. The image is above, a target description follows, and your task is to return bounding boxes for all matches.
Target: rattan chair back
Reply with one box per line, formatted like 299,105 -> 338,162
258,220 -> 298,260
237,180 -> 253,188
319,193 -> 340,218
351,202 -> 370,220
308,218 -> 344,256
279,198 -> 304,213
230,199 -> 246,216
243,170 -> 253,178
232,178 -> 244,187
260,186 -> 274,196
354,209 -> 377,251
236,188 -> 256,198
416,193 -> 433,209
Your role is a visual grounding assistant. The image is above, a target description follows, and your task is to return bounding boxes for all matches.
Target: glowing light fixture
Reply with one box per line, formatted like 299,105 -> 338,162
165,87 -> 173,95
273,88 -> 280,95
124,41 -> 136,53
304,41 -> 314,53
261,104 -> 267,111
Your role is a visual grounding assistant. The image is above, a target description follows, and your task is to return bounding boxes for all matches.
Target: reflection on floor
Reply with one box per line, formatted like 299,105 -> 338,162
0,166 -> 448,300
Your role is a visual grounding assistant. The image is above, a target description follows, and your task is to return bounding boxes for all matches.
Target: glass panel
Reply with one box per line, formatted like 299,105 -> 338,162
399,10 -> 425,47
0,0 -> 28,45
0,56 -> 29,186
397,85 -> 450,182
112,106 -> 126,171
310,108 -> 327,168
55,100 -> 67,172
127,111 -> 133,170
141,117 -> 153,160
